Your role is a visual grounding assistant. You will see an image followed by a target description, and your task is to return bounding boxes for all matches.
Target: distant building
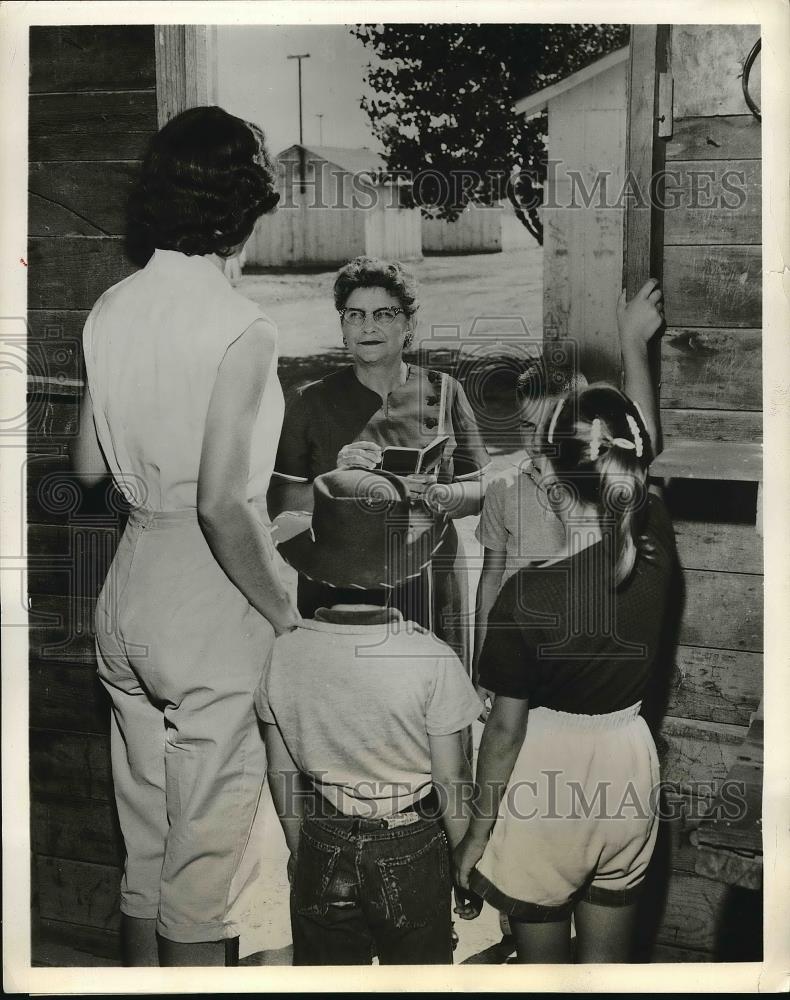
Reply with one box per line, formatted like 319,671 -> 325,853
246,144 -> 422,267
421,203 -> 503,255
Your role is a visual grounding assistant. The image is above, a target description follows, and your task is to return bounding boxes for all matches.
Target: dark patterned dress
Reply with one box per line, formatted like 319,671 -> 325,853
272,364 -> 490,669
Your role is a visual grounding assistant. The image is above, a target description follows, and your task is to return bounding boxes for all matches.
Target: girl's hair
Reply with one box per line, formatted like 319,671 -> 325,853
537,383 -> 653,587
333,256 -> 419,315
128,106 -> 280,259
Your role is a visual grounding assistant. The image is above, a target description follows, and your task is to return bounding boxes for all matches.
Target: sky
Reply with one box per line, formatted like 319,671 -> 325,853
216,25 -> 379,157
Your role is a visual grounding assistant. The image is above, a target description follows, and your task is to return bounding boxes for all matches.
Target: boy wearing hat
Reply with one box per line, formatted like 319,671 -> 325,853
255,469 -> 482,965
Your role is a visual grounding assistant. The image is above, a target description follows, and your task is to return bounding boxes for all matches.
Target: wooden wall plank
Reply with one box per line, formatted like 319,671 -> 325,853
28,237 -> 135,310
29,595 -> 98,664
667,646 -> 762,727
661,328 -> 762,410
663,245 -> 761,329
662,161 -> 761,246
652,440 -> 762,483
27,309 -> 90,345
31,799 -> 122,866
26,310 -> 87,388
671,25 -> 761,119
34,855 -> 120,931
30,730 -> 113,801
658,716 -> 747,799
666,115 -> 761,162
673,520 -> 762,575
30,26 -> 155,93
29,162 -> 140,237
34,918 -> 120,965
29,91 -> 157,139
656,871 -> 730,954
28,525 -> 119,601
681,570 -> 762,652
27,456 -> 120,524
28,523 -> 121,561
30,661 -> 111,735
29,131 -> 152,163
661,408 -> 762,443
28,399 -> 81,444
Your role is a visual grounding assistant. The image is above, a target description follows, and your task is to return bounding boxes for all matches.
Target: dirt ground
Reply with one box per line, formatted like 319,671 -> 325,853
239,244 -> 544,359
234,244 -> 542,965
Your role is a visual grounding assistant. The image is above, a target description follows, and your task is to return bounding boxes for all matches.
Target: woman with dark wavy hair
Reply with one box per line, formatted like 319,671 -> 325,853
73,106 -> 299,967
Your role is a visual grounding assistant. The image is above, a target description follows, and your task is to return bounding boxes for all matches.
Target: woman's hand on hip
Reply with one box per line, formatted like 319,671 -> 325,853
336,440 -> 382,471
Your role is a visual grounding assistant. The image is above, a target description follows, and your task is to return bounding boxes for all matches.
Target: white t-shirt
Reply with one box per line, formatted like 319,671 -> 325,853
255,610 -> 482,818
475,456 -> 566,582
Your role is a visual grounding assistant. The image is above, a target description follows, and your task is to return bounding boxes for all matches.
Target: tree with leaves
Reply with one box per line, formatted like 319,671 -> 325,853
353,23 -> 629,244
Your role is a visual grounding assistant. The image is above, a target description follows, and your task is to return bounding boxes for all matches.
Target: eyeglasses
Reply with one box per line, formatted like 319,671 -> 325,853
339,307 -> 406,328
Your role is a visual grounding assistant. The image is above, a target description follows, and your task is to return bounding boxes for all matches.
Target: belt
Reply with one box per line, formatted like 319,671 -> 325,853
307,787 -> 440,831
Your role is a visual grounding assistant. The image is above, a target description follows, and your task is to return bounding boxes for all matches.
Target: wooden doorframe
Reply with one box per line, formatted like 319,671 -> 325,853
623,24 -> 671,443
155,25 -> 218,127
623,24 -> 670,297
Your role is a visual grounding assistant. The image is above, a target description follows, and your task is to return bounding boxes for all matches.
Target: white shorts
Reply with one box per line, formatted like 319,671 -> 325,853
471,703 -> 660,921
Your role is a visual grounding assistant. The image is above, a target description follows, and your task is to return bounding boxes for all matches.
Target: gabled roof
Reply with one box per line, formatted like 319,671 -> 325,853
515,46 -> 629,117
277,144 -> 387,175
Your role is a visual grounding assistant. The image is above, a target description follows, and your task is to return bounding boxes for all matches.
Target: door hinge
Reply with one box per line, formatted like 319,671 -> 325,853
657,72 -> 674,138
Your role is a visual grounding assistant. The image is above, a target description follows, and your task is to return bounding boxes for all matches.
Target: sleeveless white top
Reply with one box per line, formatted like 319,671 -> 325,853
82,249 -> 284,512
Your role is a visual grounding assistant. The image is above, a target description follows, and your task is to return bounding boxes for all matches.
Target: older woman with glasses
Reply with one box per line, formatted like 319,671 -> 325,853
268,255 -> 490,669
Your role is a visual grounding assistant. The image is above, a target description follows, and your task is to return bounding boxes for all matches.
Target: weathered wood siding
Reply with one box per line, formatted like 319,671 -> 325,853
28,25 -> 158,963
628,25 -> 763,962
542,58 -> 627,380
422,204 -> 503,254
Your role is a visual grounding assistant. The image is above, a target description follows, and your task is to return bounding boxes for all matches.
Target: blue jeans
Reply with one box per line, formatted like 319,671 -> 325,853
291,810 -> 454,965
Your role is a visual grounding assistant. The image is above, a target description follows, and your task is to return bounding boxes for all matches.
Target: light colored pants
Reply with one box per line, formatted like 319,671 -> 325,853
95,507 -> 275,943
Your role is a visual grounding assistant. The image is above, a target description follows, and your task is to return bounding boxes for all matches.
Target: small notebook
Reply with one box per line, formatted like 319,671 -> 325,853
378,435 -> 450,476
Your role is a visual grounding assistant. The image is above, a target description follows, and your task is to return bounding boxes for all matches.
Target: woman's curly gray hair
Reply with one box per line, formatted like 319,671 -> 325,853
333,256 -> 420,315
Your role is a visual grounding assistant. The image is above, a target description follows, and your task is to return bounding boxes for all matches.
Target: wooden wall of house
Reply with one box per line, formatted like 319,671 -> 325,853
27,25 -> 158,962
422,204 -> 503,255
626,24 -> 763,962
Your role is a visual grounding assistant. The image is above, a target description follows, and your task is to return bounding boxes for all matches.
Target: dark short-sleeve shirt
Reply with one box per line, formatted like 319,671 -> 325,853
478,494 -> 678,714
273,364 -> 490,484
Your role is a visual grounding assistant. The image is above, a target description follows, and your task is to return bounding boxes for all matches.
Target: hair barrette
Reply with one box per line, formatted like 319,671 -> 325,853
588,417 -> 604,460
625,414 -> 644,457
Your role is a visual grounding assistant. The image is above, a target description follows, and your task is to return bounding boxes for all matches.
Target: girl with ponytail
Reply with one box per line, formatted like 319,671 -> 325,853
541,383 -> 653,588
455,280 -> 677,963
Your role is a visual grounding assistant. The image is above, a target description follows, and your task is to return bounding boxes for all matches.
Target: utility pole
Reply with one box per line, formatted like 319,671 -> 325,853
287,53 -> 310,145
315,113 -> 324,145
